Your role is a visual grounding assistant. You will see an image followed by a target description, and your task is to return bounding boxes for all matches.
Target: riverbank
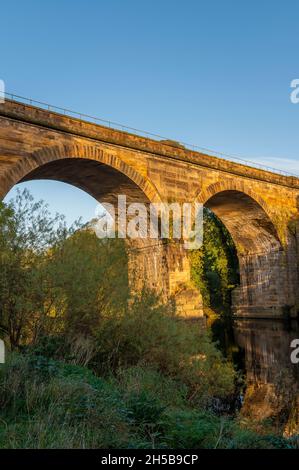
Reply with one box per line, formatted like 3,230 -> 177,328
0,352 -> 297,449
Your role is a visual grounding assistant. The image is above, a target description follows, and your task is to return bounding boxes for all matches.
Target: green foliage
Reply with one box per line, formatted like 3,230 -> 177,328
49,230 -> 128,339
0,189 -> 79,347
89,290 -> 236,404
189,208 -> 242,360
126,390 -> 166,427
0,190 -> 294,449
160,410 -> 224,448
224,427 -> 285,449
115,366 -> 188,408
0,353 -> 295,449
190,208 -> 239,313
0,190 -> 128,353
0,354 -> 129,448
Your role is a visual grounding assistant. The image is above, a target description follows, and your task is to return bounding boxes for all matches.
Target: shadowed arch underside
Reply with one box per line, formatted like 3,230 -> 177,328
203,189 -> 295,317
1,99 -> 299,319
20,157 -> 151,206
1,144 -> 162,205
205,190 -> 281,254
3,145 -> 203,319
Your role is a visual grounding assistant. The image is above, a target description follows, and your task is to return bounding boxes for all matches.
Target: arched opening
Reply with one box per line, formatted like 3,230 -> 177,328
202,190 -> 287,317
18,157 -> 151,206
2,155 -> 155,293
2,154 -> 203,320
205,190 -> 281,255
5,179 -> 99,227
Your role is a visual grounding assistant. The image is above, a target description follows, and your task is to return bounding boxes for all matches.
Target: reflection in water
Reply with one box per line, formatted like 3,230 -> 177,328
234,318 -> 299,435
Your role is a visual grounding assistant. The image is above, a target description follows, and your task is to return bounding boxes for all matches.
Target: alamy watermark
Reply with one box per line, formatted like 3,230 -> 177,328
93,196 -> 204,250
0,339 -> 5,364
290,79 -> 299,104
0,80 -> 5,103
290,339 -> 299,364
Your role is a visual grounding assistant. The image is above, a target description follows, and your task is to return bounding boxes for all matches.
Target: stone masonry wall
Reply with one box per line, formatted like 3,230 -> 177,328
0,100 -> 299,318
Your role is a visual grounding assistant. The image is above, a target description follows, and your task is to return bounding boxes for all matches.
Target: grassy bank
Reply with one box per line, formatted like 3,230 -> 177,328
0,353 -> 295,449
0,191 -> 297,449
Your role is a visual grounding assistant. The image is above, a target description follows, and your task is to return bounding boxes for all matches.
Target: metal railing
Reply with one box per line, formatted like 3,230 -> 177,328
0,90 -> 298,178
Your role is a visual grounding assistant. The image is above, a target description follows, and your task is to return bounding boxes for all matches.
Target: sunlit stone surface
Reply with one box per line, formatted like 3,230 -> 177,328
1,99 -> 299,319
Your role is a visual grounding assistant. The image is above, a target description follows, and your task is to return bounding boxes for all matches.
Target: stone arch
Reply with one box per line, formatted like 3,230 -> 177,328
0,143 -> 162,204
196,180 -> 282,253
197,179 -> 273,224
195,180 -> 294,317
2,143 -> 204,319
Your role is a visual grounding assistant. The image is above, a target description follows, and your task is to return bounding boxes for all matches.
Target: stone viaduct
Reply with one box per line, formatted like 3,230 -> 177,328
1,99 -> 299,319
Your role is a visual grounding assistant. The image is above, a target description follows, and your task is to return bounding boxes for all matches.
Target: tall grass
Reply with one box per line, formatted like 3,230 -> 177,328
0,354 -> 296,449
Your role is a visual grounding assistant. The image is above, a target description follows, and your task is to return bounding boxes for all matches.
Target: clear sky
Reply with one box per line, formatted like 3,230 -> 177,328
1,0 -> 299,225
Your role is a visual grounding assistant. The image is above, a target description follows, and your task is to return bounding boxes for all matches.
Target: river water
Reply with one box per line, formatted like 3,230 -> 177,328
233,318 -> 299,434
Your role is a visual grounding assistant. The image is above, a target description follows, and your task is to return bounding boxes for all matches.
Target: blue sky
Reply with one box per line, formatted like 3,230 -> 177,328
1,0 -> 299,224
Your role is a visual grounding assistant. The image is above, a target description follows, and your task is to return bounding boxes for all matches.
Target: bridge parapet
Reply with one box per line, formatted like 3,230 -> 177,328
1,99 -> 299,189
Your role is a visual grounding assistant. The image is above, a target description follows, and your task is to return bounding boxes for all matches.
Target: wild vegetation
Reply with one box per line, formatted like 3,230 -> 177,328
0,190 -> 296,448
189,209 -> 242,362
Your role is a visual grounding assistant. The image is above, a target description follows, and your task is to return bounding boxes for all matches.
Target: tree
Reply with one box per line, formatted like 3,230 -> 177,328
0,189 -> 129,352
190,208 -> 239,313
0,189 -> 77,347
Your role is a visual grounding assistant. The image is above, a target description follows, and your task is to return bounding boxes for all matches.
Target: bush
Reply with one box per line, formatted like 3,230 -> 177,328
0,353 -> 294,449
115,366 -> 187,409
160,410 -> 223,448
91,291 -> 236,406
0,191 -> 294,449
0,354 -> 130,448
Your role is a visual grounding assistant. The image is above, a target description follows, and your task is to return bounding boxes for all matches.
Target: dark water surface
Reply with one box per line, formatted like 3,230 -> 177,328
233,318 -> 299,433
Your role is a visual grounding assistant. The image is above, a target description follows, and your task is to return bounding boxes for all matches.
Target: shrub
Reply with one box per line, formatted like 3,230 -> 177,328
115,366 -> 187,409
0,354 -> 130,448
160,409 -> 229,449
92,291 -> 236,405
